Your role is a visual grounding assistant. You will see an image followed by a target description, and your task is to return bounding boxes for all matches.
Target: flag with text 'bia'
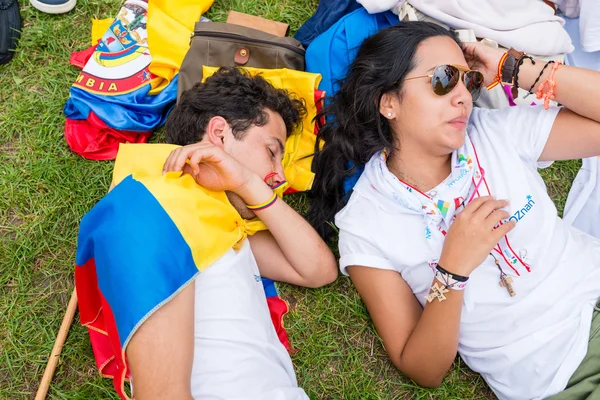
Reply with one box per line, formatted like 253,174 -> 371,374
63,0 -> 213,160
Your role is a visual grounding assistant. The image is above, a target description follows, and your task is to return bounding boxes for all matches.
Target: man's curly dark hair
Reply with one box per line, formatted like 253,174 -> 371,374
166,67 -> 307,145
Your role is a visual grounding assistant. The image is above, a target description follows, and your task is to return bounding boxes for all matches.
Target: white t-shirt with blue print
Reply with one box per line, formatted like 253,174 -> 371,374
335,105 -> 600,400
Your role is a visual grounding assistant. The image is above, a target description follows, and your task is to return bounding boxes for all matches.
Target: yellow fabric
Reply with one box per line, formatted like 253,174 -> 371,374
112,144 -> 267,271
203,66 -> 322,193
147,0 -> 213,95
91,18 -> 113,46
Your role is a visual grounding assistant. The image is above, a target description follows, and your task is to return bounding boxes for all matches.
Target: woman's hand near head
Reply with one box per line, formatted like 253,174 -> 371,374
461,42 -> 506,86
439,196 -> 515,277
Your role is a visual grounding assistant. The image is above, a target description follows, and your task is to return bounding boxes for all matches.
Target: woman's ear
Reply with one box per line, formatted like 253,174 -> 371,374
205,116 -> 229,148
379,92 -> 396,120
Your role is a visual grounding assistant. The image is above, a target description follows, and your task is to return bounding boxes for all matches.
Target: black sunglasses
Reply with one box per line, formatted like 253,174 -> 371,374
404,64 -> 484,101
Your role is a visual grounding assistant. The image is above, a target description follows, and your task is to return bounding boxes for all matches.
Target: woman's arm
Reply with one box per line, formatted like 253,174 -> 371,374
348,197 -> 515,387
518,62 -> 600,161
464,43 -> 600,161
349,266 -> 462,387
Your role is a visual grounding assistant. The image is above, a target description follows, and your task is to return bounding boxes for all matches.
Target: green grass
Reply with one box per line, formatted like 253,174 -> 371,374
0,1 -> 581,399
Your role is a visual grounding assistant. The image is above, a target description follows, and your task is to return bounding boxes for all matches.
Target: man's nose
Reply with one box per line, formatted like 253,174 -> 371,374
268,163 -> 286,187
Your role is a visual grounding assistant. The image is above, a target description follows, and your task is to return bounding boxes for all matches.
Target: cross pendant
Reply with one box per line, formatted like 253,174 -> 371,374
425,283 -> 449,303
499,275 -> 516,297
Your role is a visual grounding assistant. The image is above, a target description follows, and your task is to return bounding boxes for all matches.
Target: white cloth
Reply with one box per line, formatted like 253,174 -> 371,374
191,240 -> 308,400
580,0 -> 600,52
336,106 -> 600,400
562,15 -> 600,239
356,0 -> 402,14
368,139 -> 478,261
358,0 -> 574,56
564,16 -> 600,70
552,0 -> 581,18
408,0 -> 573,55
564,157 -> 600,238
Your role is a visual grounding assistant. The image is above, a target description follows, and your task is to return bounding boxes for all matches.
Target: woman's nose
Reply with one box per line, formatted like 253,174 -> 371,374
453,77 -> 473,106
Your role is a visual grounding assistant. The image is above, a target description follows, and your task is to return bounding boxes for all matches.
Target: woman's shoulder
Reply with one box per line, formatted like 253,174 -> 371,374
469,105 -> 560,133
335,185 -> 379,230
335,179 -> 417,238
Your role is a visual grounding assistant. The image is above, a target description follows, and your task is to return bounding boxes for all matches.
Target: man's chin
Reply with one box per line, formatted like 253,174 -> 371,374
225,191 -> 257,220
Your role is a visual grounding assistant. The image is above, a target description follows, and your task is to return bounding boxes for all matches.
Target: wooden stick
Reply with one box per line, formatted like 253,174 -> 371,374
35,288 -> 78,400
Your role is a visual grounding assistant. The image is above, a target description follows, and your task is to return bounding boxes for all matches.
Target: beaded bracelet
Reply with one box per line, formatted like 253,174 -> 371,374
246,192 -> 277,211
536,61 -> 561,110
514,55 -> 535,93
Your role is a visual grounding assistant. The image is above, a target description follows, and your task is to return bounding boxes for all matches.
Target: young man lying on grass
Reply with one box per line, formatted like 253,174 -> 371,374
75,67 -> 337,400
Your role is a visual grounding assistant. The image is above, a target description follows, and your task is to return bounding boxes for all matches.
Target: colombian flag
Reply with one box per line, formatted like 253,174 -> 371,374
64,0 -> 213,160
75,144 -> 291,399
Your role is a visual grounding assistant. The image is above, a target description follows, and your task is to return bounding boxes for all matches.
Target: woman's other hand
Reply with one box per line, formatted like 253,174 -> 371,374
439,196 -> 516,277
462,42 -> 506,86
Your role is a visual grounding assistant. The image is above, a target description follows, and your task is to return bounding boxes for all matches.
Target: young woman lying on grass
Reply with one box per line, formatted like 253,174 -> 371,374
309,21 -> 600,400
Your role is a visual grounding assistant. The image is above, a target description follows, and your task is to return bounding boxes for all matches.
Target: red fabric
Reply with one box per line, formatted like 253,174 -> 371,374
76,258 -> 131,399
314,89 -> 325,135
266,296 -> 292,352
65,112 -> 151,161
282,89 -> 325,195
283,187 -> 299,195
99,292 -> 130,399
69,45 -> 98,70
88,326 -> 118,378
77,258 -> 293,400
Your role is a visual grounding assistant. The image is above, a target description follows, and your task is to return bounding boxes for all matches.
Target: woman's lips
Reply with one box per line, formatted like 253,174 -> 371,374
448,117 -> 468,129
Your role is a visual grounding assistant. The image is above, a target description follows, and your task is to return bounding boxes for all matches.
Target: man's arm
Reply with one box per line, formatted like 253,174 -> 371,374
126,283 -> 195,400
163,143 -> 338,288
235,173 -> 337,288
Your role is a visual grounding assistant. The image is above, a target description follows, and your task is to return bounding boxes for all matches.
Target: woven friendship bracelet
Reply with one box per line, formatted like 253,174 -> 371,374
486,52 -> 509,90
514,55 -> 535,92
246,192 -> 278,211
526,60 -> 555,97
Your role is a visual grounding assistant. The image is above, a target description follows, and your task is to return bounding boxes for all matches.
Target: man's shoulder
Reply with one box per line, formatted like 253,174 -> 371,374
112,143 -> 180,186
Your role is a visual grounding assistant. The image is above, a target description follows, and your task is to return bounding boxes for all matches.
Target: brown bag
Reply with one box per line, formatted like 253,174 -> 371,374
177,21 -> 306,100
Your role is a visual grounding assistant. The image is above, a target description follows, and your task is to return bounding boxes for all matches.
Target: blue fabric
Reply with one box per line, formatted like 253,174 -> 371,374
294,0 -> 362,48
76,175 -> 198,348
261,278 -> 278,298
343,164 -> 365,195
64,75 -> 178,132
306,8 -> 397,193
305,8 -> 398,100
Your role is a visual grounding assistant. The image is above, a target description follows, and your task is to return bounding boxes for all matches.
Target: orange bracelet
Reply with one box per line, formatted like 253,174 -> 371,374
486,52 -> 509,90
536,61 -> 561,110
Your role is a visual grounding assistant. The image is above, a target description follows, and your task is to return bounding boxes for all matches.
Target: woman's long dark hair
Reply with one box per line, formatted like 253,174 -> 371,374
308,22 -> 460,238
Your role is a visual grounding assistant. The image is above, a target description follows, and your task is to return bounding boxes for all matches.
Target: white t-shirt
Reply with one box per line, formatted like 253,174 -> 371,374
336,106 -> 600,400
191,240 -> 308,400
562,13 -> 600,239
564,156 -> 600,238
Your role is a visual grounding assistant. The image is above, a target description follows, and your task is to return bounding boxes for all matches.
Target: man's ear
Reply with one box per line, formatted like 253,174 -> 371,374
205,116 -> 229,149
